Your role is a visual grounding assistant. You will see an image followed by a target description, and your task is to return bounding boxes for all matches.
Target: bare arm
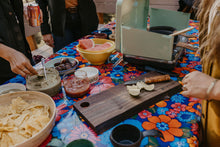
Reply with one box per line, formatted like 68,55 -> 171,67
0,43 -> 38,77
182,71 -> 220,101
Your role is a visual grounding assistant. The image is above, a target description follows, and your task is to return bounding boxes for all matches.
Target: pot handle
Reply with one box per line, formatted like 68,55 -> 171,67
142,129 -> 164,139
176,42 -> 198,51
169,27 -> 194,37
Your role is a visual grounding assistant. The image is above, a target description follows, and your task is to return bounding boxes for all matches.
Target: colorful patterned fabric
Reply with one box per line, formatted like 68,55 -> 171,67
7,20 -> 201,147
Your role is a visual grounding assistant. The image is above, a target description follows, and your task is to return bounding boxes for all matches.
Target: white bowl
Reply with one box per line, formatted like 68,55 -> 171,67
0,91 -> 56,147
0,83 -> 26,95
45,57 -> 79,75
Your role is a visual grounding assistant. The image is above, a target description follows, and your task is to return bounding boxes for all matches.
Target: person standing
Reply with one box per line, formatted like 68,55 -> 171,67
0,0 -> 38,85
182,0 -> 220,146
37,0 -> 99,52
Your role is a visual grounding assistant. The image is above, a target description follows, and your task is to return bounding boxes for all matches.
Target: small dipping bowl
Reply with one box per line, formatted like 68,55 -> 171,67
0,83 -> 26,95
75,67 -> 99,84
26,67 -> 61,97
63,70 -> 90,98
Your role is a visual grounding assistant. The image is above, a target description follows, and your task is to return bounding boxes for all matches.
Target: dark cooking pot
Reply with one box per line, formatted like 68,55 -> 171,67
149,26 -> 178,46
149,26 -> 198,51
149,26 -> 176,35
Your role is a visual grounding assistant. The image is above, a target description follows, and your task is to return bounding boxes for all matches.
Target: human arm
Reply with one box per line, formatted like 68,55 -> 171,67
182,71 -> 220,100
0,43 -> 38,77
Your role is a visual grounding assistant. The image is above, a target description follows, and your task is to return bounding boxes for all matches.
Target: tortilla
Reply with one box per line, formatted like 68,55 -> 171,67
0,97 -> 50,147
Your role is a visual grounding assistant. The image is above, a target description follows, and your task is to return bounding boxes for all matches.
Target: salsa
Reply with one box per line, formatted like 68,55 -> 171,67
64,77 -> 90,97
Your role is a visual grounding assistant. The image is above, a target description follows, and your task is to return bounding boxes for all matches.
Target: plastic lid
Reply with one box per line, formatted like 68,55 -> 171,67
76,67 -> 99,84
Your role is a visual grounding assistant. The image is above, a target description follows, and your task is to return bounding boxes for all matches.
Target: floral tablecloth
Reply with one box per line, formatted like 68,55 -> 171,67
7,20 -> 201,147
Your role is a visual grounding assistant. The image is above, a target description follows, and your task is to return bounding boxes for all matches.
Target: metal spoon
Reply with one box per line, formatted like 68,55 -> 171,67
41,58 -> 47,80
61,82 -> 70,105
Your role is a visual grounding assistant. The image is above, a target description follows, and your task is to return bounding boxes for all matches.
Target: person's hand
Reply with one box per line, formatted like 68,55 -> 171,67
43,34 -> 54,48
7,50 -> 38,77
182,71 -> 214,99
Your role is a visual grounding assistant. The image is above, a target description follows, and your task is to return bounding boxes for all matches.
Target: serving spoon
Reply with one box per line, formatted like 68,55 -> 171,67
39,58 -> 47,80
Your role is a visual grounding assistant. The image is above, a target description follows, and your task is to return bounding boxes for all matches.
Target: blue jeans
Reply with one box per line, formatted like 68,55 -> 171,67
53,12 -> 82,52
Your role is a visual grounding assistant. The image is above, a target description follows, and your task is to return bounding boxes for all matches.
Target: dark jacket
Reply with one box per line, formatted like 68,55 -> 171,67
36,0 -> 99,36
0,0 -> 33,84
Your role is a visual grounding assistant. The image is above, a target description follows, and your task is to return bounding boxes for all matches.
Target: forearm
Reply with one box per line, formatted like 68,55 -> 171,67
209,80 -> 220,101
0,43 -> 16,62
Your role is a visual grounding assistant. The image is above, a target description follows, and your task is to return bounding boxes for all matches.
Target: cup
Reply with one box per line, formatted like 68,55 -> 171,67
66,139 -> 94,147
110,124 -> 162,147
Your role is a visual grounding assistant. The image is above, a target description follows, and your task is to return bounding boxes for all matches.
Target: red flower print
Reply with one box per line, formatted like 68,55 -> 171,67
90,76 -> 115,94
138,110 -> 152,119
166,109 -> 178,118
171,103 -> 187,112
191,123 -> 199,135
123,72 -> 141,81
94,64 -> 113,73
187,61 -> 200,69
56,103 -> 69,121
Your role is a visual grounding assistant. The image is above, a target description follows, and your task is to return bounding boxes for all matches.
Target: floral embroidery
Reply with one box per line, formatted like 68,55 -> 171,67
171,103 -> 187,112
190,123 -> 199,135
123,72 -> 142,81
187,136 -> 199,147
177,111 -> 195,123
90,76 -> 115,94
170,138 -> 189,147
166,109 -> 178,118
138,110 -> 152,119
142,115 -> 183,142
68,125 -> 100,144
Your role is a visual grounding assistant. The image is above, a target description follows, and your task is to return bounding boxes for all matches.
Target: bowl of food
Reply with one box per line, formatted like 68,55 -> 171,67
44,57 -> 79,75
77,38 -> 116,65
63,70 -> 90,98
0,91 -> 56,147
26,67 -> 61,97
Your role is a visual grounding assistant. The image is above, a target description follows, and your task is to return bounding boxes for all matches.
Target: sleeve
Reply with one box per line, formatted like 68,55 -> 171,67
36,0 -> 51,35
0,38 -> 4,44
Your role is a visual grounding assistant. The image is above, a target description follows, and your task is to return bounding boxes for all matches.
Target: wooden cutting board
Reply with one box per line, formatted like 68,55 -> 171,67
73,71 -> 182,134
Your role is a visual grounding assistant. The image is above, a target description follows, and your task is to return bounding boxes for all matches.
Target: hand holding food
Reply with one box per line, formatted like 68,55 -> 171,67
6,49 -> 37,77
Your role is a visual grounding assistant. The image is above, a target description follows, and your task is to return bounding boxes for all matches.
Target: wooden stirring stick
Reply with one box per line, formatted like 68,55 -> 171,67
169,26 -> 194,36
